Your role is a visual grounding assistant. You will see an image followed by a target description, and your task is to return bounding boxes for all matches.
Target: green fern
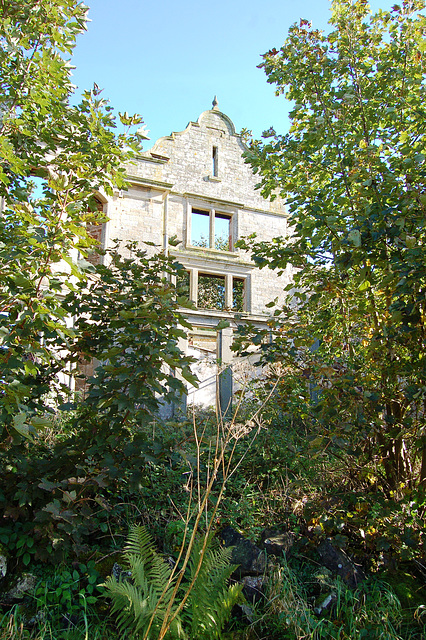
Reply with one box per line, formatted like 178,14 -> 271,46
103,526 -> 184,639
184,534 -> 243,639
102,525 -> 243,640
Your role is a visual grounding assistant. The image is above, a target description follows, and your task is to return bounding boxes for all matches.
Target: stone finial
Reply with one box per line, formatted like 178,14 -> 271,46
212,96 -> 219,110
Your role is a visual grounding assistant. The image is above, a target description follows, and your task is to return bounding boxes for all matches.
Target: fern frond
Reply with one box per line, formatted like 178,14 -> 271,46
104,525 -> 240,640
124,524 -> 157,567
149,552 -> 177,601
103,526 -> 187,639
185,537 -> 244,639
103,576 -> 156,637
127,556 -> 151,594
125,525 -> 177,601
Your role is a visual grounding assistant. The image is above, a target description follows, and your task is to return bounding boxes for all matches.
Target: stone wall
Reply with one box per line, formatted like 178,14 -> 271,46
100,101 -> 293,408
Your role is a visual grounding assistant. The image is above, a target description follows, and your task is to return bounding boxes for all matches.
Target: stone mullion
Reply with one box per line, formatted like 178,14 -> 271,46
209,208 -> 215,249
186,199 -> 191,247
190,268 -> 199,306
225,273 -> 233,309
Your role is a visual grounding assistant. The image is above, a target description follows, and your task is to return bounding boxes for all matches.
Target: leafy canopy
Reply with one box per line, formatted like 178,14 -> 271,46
0,1 -> 189,445
238,0 -> 426,489
0,0 -> 199,567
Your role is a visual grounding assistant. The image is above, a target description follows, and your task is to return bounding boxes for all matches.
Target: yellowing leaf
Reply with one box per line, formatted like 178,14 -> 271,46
358,279 -> 371,291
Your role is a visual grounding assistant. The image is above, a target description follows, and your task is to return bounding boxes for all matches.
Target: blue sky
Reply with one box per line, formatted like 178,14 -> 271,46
70,0 -> 393,148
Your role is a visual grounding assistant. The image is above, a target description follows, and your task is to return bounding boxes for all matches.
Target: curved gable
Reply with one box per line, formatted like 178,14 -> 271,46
197,109 -> 236,136
126,101 -> 284,215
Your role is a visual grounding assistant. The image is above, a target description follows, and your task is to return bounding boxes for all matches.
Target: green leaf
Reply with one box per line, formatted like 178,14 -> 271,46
12,413 -> 34,442
348,229 -> 361,247
30,416 -> 52,430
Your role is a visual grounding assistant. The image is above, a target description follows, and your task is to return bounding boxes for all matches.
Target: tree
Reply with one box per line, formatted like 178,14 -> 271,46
0,1 -> 198,563
0,0 -> 188,444
238,0 -> 426,489
63,243 -> 196,443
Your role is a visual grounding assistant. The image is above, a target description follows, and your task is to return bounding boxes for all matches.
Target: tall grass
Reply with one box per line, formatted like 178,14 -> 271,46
0,604 -> 110,640
247,559 -> 416,640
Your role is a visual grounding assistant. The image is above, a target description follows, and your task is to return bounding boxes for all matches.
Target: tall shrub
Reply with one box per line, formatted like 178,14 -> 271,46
239,0 -> 426,489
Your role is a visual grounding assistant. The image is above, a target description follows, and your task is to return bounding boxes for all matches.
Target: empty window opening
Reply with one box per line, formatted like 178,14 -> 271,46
233,278 -> 245,312
190,208 -> 232,251
212,146 -> 218,177
215,213 -> 231,251
198,273 -> 225,310
191,208 -> 210,247
176,268 -> 190,297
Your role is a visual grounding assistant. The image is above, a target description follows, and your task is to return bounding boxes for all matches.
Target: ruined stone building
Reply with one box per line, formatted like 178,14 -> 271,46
93,99 -> 293,410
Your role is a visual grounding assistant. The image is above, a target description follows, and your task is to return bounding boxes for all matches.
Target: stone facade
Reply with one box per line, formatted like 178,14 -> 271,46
97,100 -> 293,409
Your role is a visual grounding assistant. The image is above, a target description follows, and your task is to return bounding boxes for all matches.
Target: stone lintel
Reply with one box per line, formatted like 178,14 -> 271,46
183,192 -> 287,218
183,192 -> 244,209
132,154 -> 169,164
126,175 -> 174,190
171,250 -> 252,271
175,246 -> 241,260
180,308 -> 271,326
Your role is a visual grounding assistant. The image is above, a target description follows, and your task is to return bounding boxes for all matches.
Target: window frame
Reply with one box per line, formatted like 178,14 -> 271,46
177,268 -> 248,312
187,205 -> 234,252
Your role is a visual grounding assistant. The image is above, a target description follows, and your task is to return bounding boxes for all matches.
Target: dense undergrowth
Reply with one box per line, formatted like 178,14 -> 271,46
1,392 -> 425,639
